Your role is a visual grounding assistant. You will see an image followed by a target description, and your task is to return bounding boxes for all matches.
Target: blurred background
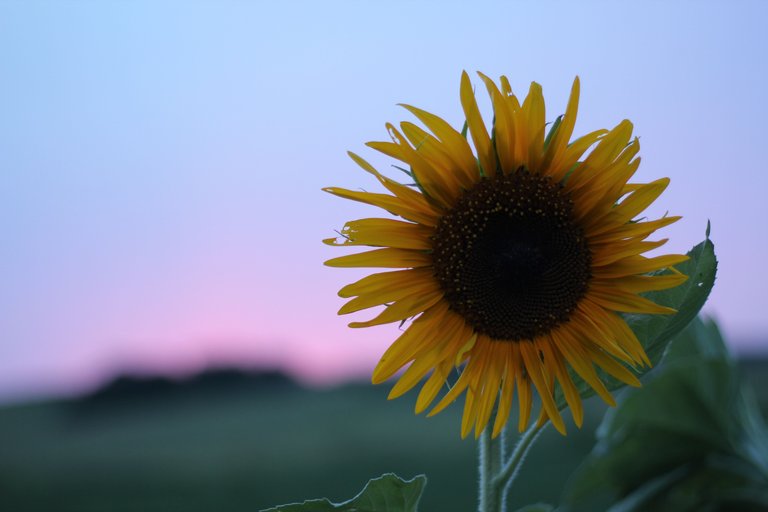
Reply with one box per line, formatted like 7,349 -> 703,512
1,1 -> 766,511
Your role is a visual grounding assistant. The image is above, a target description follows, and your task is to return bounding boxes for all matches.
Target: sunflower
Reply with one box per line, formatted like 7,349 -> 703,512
324,72 -> 688,439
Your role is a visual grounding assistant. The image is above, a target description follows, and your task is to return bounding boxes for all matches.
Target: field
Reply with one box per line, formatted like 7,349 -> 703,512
0,362 -> 765,512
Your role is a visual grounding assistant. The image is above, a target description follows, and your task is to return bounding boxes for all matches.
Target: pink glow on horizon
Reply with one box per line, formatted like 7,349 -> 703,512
1,1 -> 767,403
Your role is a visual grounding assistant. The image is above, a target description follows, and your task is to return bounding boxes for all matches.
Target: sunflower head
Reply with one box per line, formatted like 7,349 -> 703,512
324,72 -> 688,439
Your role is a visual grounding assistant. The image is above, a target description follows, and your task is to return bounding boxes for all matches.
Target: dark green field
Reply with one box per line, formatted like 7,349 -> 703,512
0,361 -> 765,512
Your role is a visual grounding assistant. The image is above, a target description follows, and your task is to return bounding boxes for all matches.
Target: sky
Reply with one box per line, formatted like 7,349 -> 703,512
1,0 -> 767,402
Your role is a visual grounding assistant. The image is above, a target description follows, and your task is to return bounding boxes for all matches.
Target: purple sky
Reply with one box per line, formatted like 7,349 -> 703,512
1,1 -> 767,402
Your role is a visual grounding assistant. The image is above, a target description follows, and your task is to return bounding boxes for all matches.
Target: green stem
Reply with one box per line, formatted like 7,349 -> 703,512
478,428 -> 504,512
479,420 -> 549,512
492,421 -> 548,493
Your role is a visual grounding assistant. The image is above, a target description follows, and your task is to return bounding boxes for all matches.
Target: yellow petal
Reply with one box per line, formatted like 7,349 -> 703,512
535,353 -> 559,429
366,139 -> 407,160
474,343 -> 504,438
461,347 -> 492,438
579,137 -> 640,198
588,288 -> 677,315
461,386 -> 479,439
591,238 -> 669,267
588,215 -> 681,242
347,151 -> 442,219
460,71 -> 496,177
491,346 -> 516,438
339,267 -> 433,298
605,273 -> 689,294
399,103 -> 479,189
384,123 -> 459,207
324,218 -> 433,250
520,342 -> 566,435
477,72 -> 516,173
323,187 -> 437,227
428,366 -> 471,417
429,334 -> 488,418
571,147 -> 641,223
499,75 -> 513,96
389,345 -> 444,399
349,289 -> 443,328
415,360 -> 453,414
516,375 -> 533,432
434,317 -> 475,363
612,178 -> 670,222
568,310 -> 635,365
542,340 -> 583,427
454,331 -> 478,365
372,302 -> 450,383
578,299 -> 650,366
546,129 -> 607,182
574,120 -> 634,186
586,345 -> 642,387
338,273 -> 435,314
593,253 -> 690,278
400,122 -> 448,160
542,77 -> 580,172
523,82 -> 546,172
400,121 -> 466,196
551,328 -> 615,407
325,248 -> 432,269
512,106 -> 529,171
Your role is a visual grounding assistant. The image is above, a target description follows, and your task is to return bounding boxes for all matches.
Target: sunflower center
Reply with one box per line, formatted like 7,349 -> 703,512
432,168 -> 591,341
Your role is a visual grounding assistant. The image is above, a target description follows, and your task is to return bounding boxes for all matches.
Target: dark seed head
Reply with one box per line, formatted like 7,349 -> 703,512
432,168 -> 591,341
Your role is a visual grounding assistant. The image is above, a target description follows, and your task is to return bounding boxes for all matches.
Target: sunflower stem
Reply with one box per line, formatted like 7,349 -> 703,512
492,420 -> 548,497
478,428 -> 505,512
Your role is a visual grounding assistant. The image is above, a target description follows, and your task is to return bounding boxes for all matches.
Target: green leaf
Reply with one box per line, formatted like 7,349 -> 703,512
602,467 -> 690,512
261,473 -> 427,512
660,314 -> 729,362
622,237 -> 718,366
555,235 -> 718,410
561,317 -> 768,512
